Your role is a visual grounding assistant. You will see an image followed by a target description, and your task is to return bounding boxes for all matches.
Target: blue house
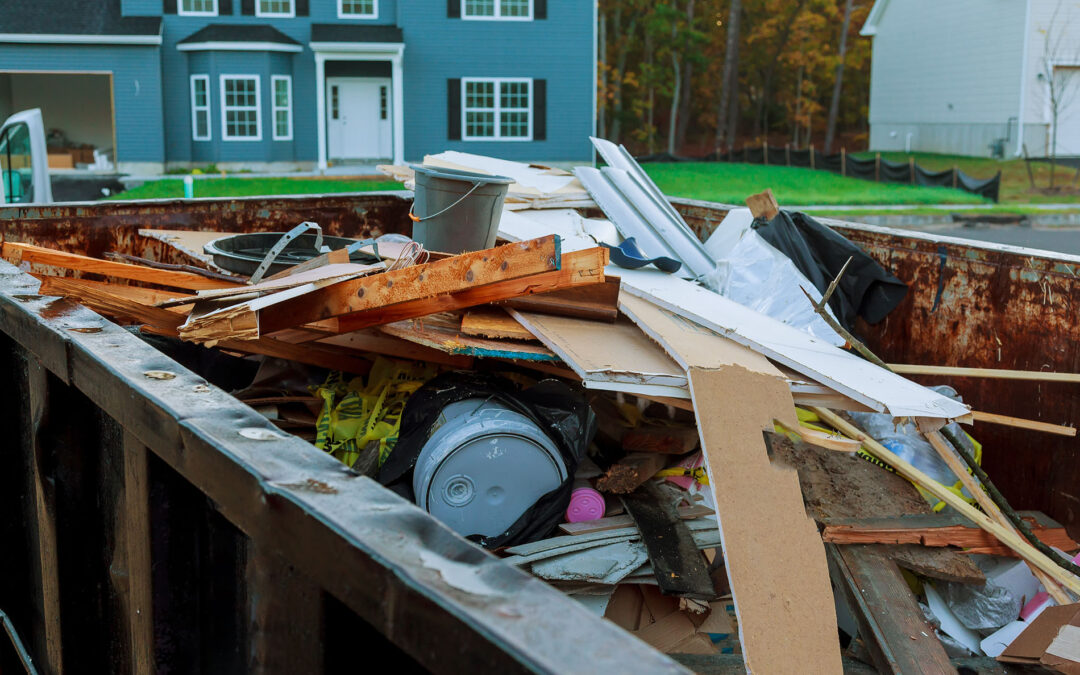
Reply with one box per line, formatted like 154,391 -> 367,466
0,0 -> 597,174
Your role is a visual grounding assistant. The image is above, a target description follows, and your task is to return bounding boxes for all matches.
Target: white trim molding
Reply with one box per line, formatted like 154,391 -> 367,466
0,33 -> 162,45
255,0 -> 296,18
859,0 -> 888,36
313,44 -> 405,170
190,74 -> 212,141
271,75 -> 294,141
338,0 -> 379,19
463,0 -> 534,21
178,41 -> 302,52
219,74 -> 262,142
461,77 -> 533,141
178,0 -> 219,16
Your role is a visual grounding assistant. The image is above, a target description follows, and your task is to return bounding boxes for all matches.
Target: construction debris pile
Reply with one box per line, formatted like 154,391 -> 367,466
9,138 -> 1080,675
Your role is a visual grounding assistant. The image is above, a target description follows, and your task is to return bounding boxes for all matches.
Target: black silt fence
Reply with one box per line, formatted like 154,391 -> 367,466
637,147 -> 1001,202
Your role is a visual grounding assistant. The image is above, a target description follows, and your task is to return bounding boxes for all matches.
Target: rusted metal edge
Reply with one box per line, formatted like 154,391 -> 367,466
0,259 -> 687,675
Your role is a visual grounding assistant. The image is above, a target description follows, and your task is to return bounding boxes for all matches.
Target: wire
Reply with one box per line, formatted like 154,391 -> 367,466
386,241 -> 429,272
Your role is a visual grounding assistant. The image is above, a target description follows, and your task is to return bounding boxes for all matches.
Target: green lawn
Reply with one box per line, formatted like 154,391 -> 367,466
641,162 -> 988,206
109,176 -> 404,200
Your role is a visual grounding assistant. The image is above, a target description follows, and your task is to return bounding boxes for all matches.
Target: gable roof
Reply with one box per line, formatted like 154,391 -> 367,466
0,0 -> 160,37
178,24 -> 301,46
310,24 -> 404,43
860,0 -> 889,36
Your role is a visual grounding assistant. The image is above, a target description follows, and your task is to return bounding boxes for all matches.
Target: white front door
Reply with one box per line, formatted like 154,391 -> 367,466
326,77 -> 393,161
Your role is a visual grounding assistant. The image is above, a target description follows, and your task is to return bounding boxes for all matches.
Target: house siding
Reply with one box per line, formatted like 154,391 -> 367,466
867,0 -> 1026,156
121,0 -> 161,16
0,43 -> 164,165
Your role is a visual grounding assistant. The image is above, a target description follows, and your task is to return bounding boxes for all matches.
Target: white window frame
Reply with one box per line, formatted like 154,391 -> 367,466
178,0 -> 218,17
190,74 -> 212,141
461,77 -> 533,141
337,0 -> 378,19
271,75 -> 293,141
255,0 -> 295,18
219,74 -> 262,142
463,0 -> 533,21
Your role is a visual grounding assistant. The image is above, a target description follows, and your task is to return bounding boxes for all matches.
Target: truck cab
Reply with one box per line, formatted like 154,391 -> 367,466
0,108 -> 53,205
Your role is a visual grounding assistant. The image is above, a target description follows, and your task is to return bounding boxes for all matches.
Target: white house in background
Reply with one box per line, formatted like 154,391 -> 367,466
862,0 -> 1080,157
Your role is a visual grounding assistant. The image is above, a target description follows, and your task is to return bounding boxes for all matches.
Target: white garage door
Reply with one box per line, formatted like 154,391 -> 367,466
1050,66 -> 1080,156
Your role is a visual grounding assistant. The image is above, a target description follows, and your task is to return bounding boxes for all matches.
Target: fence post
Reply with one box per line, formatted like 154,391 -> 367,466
841,148 -> 846,177
810,145 -> 815,170
875,152 -> 881,182
953,165 -> 958,189
910,157 -> 915,185
786,143 -> 791,166
763,140 -> 768,165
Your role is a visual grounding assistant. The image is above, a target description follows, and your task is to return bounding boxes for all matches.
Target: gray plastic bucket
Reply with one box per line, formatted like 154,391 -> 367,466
410,165 -> 513,253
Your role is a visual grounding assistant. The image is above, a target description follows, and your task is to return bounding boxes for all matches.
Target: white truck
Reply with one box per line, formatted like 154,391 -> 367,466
0,108 -> 53,204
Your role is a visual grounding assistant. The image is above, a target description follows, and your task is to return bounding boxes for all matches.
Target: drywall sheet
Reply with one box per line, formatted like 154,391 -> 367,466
617,268 -> 970,420
424,151 -> 584,197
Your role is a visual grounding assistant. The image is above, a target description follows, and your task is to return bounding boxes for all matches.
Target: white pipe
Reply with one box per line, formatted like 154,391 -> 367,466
1016,0 -> 1033,156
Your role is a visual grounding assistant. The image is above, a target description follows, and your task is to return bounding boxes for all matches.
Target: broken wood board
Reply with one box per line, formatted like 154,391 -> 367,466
36,275 -> 193,310
558,504 -> 714,536
460,306 -> 537,341
313,330 -> 475,369
3,241 -> 240,292
595,453 -> 670,494
821,513 -> 1079,557
689,365 -> 842,674
497,277 -> 621,322
378,313 -> 558,361
138,228 -> 232,272
187,235 -> 566,342
745,189 -> 780,221
159,262 -> 383,307
622,425 -> 700,455
299,247 -> 608,339
507,310 -> 688,395
617,267 -> 970,420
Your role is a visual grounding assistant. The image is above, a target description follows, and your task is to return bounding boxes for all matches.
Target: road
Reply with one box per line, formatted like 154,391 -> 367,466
917,225 -> 1080,256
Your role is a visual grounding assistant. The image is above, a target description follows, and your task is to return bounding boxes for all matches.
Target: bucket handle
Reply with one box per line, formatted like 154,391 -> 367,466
408,181 -> 486,223
249,221 -> 327,284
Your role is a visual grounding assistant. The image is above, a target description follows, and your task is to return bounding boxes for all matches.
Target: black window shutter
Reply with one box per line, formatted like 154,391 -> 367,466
241,0 -> 254,15
163,0 -> 177,13
533,79 -> 546,141
219,0 -> 232,14
534,0 -> 547,19
448,79 -> 462,141
447,0 -> 460,18
296,0 -> 309,16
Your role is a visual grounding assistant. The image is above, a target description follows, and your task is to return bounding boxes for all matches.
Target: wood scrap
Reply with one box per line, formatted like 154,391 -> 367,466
378,313 -> 558,361
184,235 -> 565,342
888,363 -> 1080,383
35,275 -> 193,309
460,306 -> 537,341
970,410 -> 1076,436
595,453 -> 669,494
3,241 -> 240,291
263,247 -> 351,281
621,425 -> 699,455
104,252 -> 242,283
558,503 -> 714,536
138,228 -> 230,270
313,330 -> 475,369
496,277 -> 621,321
821,514 -> 1079,556
158,262 -> 383,307
745,189 -> 780,221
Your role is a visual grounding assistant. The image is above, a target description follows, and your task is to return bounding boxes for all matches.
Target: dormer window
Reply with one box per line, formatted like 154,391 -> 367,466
338,0 -> 377,19
464,0 -> 532,20
256,0 -> 295,17
179,0 -> 218,16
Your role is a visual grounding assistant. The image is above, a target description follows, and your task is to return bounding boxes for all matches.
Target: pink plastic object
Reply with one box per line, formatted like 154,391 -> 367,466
565,487 -> 606,523
1021,592 -> 1052,621
665,452 -> 705,491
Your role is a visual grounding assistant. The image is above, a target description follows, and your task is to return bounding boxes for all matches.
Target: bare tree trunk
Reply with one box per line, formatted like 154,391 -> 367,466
667,21 -> 681,155
727,45 -> 740,151
824,0 -> 854,154
598,8 -> 607,139
793,64 -> 803,147
715,0 -> 742,152
646,30 -> 655,154
610,8 -> 637,143
675,0 -> 696,150
1051,108 -> 1058,188
753,0 -> 809,140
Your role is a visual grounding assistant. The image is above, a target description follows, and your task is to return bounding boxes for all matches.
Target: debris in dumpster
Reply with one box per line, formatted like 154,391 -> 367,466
379,313 -> 557,361
595,453 -> 670,495
601,237 -> 682,274
559,502 -> 714,536
460,306 -> 537,341
495,276 -> 621,322
565,483 -> 607,523
999,604 -> 1080,672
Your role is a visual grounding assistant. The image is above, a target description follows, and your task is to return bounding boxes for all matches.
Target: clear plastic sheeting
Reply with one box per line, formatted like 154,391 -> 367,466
703,229 -> 846,346
939,564 -> 1024,632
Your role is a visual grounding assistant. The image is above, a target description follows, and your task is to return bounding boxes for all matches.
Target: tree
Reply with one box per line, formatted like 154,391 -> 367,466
1037,0 -> 1080,188
824,0 -> 854,153
715,0 -> 742,152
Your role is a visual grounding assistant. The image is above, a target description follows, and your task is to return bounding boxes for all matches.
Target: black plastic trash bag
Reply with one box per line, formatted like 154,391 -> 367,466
753,210 -> 908,331
378,371 -> 596,549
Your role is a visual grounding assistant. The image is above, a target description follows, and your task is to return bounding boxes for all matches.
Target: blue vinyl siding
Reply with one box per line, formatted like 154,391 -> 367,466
120,0 -> 160,16
0,43 -> 164,163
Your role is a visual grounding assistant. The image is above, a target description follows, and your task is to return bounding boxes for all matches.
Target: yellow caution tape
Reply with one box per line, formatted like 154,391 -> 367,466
655,466 -> 710,486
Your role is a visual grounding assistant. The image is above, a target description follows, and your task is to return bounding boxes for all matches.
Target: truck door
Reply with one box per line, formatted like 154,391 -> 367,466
0,108 -> 53,204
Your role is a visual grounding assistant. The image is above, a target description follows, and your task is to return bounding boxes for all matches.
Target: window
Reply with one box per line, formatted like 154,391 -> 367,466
463,0 -> 532,20
220,75 -> 261,141
272,76 -> 292,140
179,0 -> 217,16
256,0 -> 294,17
462,78 -> 531,140
190,75 -> 211,141
338,0 -> 377,18
331,85 -> 339,119
0,123 -> 33,204
380,85 -> 388,120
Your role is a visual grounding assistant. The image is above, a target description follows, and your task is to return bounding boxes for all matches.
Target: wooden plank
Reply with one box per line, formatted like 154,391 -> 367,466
888,363 -> 1080,383
138,228 -> 226,269
496,277 -> 621,321
618,268 -> 970,420
970,410 -> 1076,436
35,275 -> 193,308
315,330 -> 475,369
192,235 -> 564,340
3,241 -> 239,291
595,453 -> 670,494
813,407 -> 1080,595
295,246 -> 609,340
622,426 -> 700,455
160,262 -> 382,307
690,367 -> 842,674
122,433 -> 155,675
246,542 -> 324,674
558,504 -> 715,536
621,483 -> 714,598
828,544 -> 956,675
745,189 -> 779,221
460,306 -> 537,341
378,313 -> 558,361
822,517 -> 1078,556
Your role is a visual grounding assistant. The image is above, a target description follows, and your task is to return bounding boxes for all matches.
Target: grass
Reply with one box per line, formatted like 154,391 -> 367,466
108,176 -> 404,200
807,206 -> 1080,218
640,162 -> 987,206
